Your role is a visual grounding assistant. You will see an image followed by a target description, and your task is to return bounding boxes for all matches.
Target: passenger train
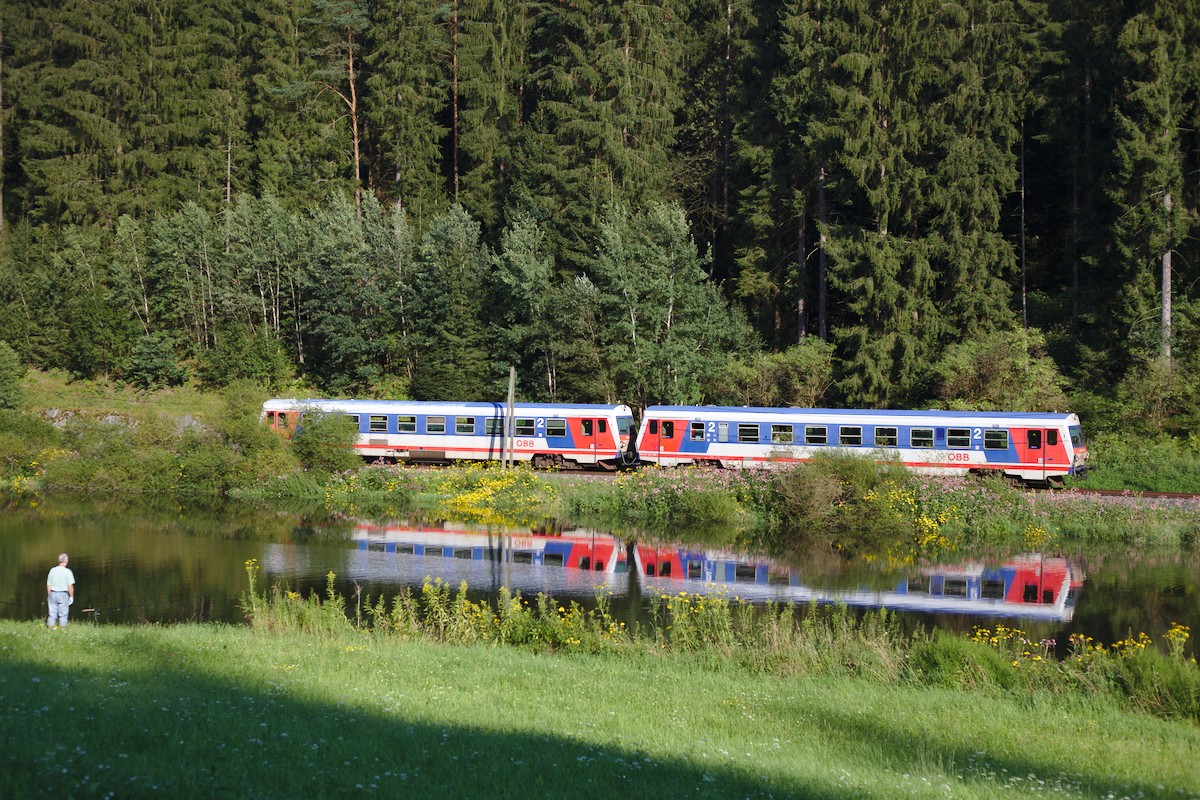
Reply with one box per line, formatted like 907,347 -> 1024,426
637,406 -> 1089,485
262,398 -> 1088,485
261,398 -> 636,469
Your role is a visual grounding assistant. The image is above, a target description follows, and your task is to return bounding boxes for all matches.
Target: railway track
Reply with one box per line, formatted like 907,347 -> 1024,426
1059,487 -> 1200,501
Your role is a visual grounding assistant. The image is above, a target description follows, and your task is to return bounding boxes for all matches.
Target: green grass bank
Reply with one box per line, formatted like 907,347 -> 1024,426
2,620 -> 1197,800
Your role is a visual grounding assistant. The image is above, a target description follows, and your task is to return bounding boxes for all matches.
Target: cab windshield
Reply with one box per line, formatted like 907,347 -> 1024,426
1069,426 -> 1084,448
617,416 -> 634,435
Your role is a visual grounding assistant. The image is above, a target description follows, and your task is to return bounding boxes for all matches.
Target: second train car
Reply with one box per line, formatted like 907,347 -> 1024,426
636,406 -> 1088,485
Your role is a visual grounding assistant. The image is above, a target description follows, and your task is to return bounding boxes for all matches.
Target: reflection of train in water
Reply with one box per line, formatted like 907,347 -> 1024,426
350,523 -> 1082,622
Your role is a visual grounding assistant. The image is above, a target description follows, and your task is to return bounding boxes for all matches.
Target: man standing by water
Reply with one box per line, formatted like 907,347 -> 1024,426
46,553 -> 75,628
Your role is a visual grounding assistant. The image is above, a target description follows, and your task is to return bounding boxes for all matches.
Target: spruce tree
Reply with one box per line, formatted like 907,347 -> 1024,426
407,204 -> 490,400
1108,1 -> 1194,366
363,0 -> 450,227
457,0 -> 536,230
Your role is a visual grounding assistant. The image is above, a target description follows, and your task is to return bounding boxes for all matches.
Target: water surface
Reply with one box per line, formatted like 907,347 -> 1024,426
2,498 -> 1196,654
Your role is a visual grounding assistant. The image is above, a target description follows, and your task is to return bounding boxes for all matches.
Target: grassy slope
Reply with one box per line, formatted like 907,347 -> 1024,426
1,621 -> 1195,799
23,368 -> 227,421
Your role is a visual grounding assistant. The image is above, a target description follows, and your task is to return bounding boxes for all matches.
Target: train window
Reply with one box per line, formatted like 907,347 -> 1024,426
547,419 -> 566,437
984,429 -> 1009,449
659,561 -> 671,577
345,414 -> 360,429
516,418 -> 535,436
690,422 -> 705,441
1047,430 -> 1059,446
1027,430 -> 1042,450
805,425 -> 827,445
738,423 -> 759,443
427,416 -> 446,434
398,415 -> 417,433
649,420 -> 658,435
276,412 -> 288,428
944,578 -> 967,597
1070,426 -> 1083,447
907,575 -> 931,594
688,561 -> 703,579
599,420 -> 607,433
841,426 -> 862,446
734,564 -> 758,581
875,427 -> 898,447
645,563 -> 655,577
582,419 -> 594,436
771,424 -> 793,444
910,428 -> 934,448
456,417 -> 475,434
579,556 -> 591,570
369,415 -> 388,433
485,417 -> 504,435
982,579 -> 1005,599
618,417 -> 633,435
947,428 -> 971,448
661,421 -> 673,438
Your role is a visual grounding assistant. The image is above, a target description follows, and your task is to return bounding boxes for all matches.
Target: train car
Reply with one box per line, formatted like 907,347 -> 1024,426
262,399 -> 636,469
636,406 -> 1088,485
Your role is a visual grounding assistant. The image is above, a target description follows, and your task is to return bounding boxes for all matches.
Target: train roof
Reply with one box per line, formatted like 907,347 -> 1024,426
262,398 -> 634,415
643,405 -> 1080,425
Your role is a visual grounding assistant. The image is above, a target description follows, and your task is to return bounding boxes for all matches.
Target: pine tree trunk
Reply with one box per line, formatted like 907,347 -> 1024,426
817,161 -> 827,341
1162,192 -> 1172,364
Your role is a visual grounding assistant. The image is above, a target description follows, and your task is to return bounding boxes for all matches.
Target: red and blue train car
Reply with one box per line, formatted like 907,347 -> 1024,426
263,399 -> 636,470
636,406 -> 1089,485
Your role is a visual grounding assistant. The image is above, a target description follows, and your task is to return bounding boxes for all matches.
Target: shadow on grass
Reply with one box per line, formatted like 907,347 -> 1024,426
0,640 -> 789,799
1,625 -> 1195,800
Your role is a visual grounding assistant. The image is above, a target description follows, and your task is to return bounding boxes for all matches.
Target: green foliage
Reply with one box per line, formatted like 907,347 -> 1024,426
289,408 -> 361,474
198,324 -> 294,390
717,340 -> 836,407
128,333 -> 187,390
907,630 -> 1018,690
930,328 -> 1070,411
1070,432 -> 1200,493
4,0 -> 1200,432
407,205 -> 491,400
0,342 -> 25,410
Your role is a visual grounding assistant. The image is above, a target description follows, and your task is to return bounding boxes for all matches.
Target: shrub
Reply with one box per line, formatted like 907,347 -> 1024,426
0,341 -> 25,410
908,630 -> 1017,690
289,408 -> 361,474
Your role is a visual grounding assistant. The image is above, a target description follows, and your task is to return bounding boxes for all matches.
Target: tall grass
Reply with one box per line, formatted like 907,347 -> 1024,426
242,560 -> 1199,724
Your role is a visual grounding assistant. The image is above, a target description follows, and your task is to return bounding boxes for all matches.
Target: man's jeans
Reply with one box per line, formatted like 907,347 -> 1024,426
47,590 -> 70,627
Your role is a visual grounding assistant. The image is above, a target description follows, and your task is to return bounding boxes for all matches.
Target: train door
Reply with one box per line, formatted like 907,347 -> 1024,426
641,418 -> 662,465
1016,428 -> 1049,482
579,417 -> 597,463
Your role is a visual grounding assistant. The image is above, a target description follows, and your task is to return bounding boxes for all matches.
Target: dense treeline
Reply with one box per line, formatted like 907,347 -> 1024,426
1,0 -> 1198,430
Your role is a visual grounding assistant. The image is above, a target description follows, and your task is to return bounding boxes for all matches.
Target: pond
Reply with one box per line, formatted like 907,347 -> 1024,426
2,497 -> 1197,654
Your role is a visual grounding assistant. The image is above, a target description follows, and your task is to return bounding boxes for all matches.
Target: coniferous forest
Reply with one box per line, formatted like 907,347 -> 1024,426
1,0 -> 1198,433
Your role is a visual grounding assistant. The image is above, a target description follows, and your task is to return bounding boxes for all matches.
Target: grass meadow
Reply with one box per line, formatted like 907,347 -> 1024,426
2,620 -> 1198,800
